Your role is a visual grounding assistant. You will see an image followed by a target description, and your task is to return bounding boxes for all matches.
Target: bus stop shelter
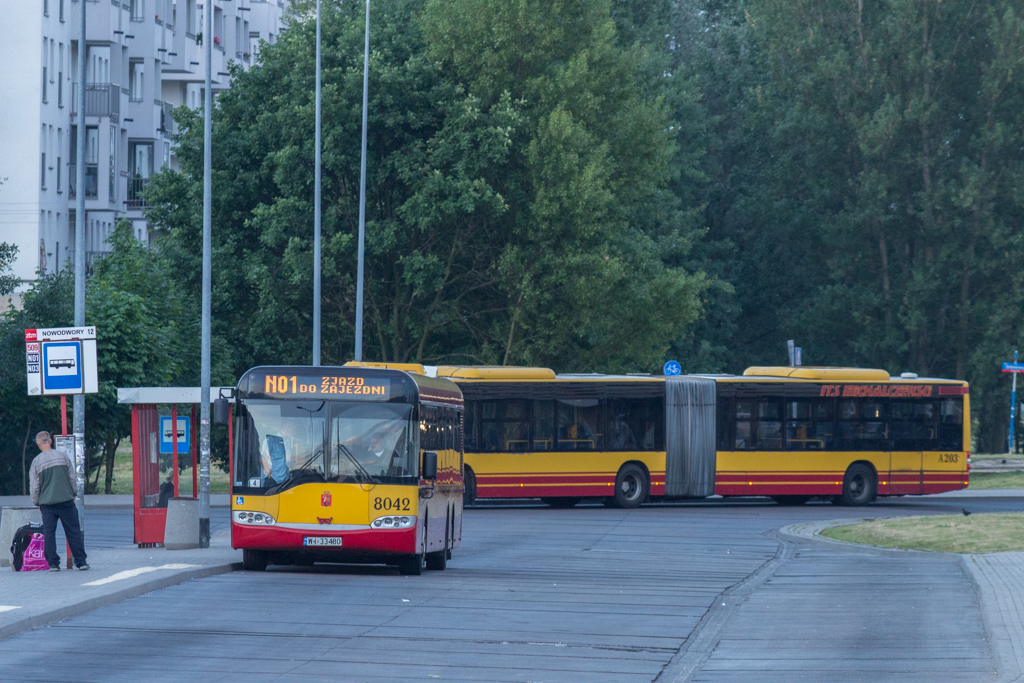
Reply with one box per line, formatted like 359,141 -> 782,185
117,387 -> 231,547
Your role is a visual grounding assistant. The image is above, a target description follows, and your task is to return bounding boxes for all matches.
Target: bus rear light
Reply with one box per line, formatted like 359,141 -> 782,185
235,511 -> 276,526
967,452 -> 971,471
372,515 -> 415,529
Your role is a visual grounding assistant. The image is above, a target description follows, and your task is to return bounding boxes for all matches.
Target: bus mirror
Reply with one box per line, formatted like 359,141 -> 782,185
422,451 -> 438,480
213,398 -> 230,426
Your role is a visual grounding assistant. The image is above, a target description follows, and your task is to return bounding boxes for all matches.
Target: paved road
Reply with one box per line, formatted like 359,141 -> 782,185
3,495 -> 1021,682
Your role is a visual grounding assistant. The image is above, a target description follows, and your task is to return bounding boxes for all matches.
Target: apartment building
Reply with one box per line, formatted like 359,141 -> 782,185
0,0 -> 286,306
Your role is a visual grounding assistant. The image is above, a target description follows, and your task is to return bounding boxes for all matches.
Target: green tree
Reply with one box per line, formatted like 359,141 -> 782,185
423,0 -> 707,370
85,220 -> 184,492
690,0 -> 1024,448
147,0 -> 707,377
0,272 -> 73,495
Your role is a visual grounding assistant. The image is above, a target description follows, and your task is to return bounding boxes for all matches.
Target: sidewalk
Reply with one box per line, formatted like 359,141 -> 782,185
0,531 -> 240,640
780,517 -> 1024,683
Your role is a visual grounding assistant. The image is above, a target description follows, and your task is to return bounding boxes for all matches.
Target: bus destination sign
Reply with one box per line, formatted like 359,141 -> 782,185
259,374 -> 391,399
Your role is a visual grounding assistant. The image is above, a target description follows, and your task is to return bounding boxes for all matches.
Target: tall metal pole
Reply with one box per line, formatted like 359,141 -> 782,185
312,0 -> 322,366
73,0 -> 88,533
198,0 -> 213,548
1011,350 -> 1019,456
354,0 -> 370,361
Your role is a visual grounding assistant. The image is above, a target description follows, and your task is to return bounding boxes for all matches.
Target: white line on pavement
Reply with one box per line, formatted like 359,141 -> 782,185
0,606 -> 22,613
82,564 -> 200,587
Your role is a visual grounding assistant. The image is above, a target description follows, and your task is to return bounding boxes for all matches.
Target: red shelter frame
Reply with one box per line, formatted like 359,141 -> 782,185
118,387 -> 231,547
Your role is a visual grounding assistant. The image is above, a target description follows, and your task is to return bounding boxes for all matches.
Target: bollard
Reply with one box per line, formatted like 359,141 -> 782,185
164,497 -> 201,550
0,507 -> 43,567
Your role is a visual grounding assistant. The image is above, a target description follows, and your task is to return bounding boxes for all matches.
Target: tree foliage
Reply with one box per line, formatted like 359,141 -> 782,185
685,0 -> 1024,449
147,0 -> 707,375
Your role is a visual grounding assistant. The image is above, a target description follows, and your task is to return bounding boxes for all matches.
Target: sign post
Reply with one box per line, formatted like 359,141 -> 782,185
26,326 -> 98,564
1002,351 -> 1022,456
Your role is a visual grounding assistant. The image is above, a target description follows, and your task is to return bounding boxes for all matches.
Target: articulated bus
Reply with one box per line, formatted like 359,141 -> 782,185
435,365 -> 969,508
224,364 -> 464,573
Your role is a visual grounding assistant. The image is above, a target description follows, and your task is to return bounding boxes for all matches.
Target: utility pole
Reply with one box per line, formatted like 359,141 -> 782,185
198,0 -> 214,548
313,0 -> 322,366
354,0 -> 370,361
73,0 -> 88,533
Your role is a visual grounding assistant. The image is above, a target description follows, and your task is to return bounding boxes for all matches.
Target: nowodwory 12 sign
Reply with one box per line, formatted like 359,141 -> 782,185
25,327 -> 99,396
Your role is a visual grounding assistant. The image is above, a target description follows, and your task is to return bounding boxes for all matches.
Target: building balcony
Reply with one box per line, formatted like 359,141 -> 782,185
127,177 -> 150,209
71,83 -> 121,122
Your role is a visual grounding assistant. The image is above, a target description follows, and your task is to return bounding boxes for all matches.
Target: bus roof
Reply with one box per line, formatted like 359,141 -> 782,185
436,366 -> 556,380
742,367 -> 890,381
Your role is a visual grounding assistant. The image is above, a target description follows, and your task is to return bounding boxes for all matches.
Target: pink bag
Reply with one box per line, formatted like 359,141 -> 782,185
20,534 -> 50,571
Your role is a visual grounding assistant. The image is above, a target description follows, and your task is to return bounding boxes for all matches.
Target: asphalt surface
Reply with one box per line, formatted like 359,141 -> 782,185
2,494 -> 1023,682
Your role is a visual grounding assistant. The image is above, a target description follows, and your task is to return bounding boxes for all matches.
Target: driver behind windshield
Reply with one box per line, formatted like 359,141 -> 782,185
354,430 -> 394,476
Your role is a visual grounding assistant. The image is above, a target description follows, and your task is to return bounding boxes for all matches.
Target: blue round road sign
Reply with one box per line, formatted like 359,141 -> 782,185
664,360 -> 682,376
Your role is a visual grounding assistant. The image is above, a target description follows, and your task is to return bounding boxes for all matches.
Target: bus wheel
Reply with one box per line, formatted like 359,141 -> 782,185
841,464 -> 876,506
771,496 -> 812,506
464,468 -> 477,507
398,554 -> 424,575
242,549 -> 268,571
542,497 -> 581,508
425,550 -> 447,571
612,464 -> 648,509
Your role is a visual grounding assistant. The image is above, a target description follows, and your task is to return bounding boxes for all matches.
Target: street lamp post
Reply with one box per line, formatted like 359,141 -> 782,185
198,0 -> 214,548
354,0 -> 370,361
313,0 -> 322,367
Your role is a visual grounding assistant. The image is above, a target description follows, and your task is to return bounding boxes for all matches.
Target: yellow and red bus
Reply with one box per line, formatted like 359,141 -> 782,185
437,365 -> 969,507
224,364 -> 463,573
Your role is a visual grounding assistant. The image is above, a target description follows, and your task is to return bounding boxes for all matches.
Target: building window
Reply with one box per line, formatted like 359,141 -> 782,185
59,0 -> 64,22
129,60 -> 144,102
57,129 -> 63,192
130,0 -> 144,22
44,0 -> 49,17
41,152 -> 47,189
109,124 -> 116,200
128,141 -> 153,208
84,126 -> 99,198
58,44 -> 64,107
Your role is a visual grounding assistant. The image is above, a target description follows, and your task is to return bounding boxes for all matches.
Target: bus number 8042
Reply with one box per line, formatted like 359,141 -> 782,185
374,497 -> 411,511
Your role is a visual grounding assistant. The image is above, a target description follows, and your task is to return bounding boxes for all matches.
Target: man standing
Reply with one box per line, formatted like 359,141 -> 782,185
29,431 -> 88,571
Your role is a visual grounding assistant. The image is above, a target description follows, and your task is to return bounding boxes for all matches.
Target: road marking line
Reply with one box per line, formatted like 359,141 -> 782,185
0,606 -> 22,613
82,564 -> 200,587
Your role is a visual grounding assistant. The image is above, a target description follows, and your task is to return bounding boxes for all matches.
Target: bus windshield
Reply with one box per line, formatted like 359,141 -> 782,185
235,400 -> 418,492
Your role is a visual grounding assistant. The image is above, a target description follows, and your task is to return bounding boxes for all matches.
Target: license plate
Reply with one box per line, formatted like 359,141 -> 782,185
303,537 -> 342,547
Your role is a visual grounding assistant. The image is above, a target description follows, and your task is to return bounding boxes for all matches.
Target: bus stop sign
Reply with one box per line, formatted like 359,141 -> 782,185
1002,362 -> 1024,373
25,327 -> 98,396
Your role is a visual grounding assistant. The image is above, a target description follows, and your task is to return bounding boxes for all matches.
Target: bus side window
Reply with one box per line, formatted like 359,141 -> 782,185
532,400 -> 554,451
938,398 -> 963,451
756,399 -> 783,450
464,401 -> 478,452
734,400 -> 754,450
891,400 -> 936,451
786,399 -> 833,451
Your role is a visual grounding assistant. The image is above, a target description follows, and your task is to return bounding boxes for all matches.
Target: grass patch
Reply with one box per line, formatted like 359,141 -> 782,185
971,452 -> 1022,461
821,513 -> 1024,553
968,471 -> 1024,490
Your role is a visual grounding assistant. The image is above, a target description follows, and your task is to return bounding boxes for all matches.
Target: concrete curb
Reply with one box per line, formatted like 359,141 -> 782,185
0,561 -> 240,640
777,518 -> 955,558
960,554 -> 1024,683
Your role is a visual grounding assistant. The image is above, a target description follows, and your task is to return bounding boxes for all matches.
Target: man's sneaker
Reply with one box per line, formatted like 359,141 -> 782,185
76,564 -> 90,571
49,566 -> 60,572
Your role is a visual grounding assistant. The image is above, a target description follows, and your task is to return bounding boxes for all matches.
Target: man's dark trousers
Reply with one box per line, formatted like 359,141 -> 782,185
40,500 -> 87,568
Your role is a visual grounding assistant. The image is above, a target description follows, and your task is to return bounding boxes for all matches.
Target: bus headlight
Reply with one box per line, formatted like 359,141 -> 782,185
371,515 -> 415,529
235,511 -> 276,526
